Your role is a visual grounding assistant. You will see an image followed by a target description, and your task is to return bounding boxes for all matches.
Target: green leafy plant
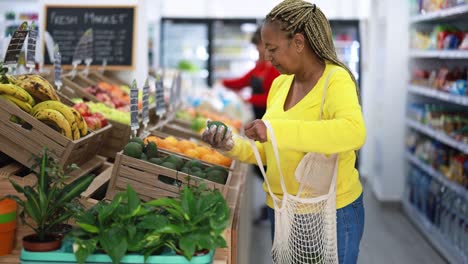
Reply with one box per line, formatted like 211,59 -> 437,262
144,183 -> 230,260
70,183 -> 230,263
4,148 -> 94,241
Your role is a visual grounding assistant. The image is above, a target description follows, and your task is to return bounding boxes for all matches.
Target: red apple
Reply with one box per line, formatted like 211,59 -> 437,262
73,103 -> 91,117
83,116 -> 101,130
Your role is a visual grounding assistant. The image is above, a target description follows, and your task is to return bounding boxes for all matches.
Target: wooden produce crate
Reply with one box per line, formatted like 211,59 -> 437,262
80,162 -> 114,209
86,71 -> 122,86
99,120 -> 132,160
60,74 -> 99,102
106,152 -> 233,202
0,99 -> 110,176
158,123 -> 202,140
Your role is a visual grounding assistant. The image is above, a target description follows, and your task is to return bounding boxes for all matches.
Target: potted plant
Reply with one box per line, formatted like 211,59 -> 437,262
70,182 -> 230,263
4,149 -> 94,252
145,183 -> 230,260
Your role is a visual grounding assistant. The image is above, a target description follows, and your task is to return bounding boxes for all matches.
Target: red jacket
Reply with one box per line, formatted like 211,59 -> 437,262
222,61 -> 279,108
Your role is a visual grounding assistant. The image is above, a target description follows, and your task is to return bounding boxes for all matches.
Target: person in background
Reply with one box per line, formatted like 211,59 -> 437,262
222,27 -> 280,121
203,1 -> 366,263
221,27 -> 280,224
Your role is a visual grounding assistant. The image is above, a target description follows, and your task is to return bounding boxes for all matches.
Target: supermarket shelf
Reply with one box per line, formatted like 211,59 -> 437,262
408,84 -> 468,106
406,118 -> 468,154
402,199 -> 467,264
406,152 -> 468,200
409,49 -> 468,59
410,4 -> 468,23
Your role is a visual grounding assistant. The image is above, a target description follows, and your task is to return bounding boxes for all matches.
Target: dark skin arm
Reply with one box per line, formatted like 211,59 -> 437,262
244,119 -> 268,142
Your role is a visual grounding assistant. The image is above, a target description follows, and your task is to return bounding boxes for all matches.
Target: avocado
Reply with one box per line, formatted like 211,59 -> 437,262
190,166 -> 203,173
164,155 -> 184,170
145,142 -> 158,159
184,160 -> 203,169
149,158 -> 163,165
141,153 -> 148,161
123,142 -> 143,159
180,167 -> 192,175
207,120 -> 228,140
160,162 -> 177,170
205,165 -> 228,177
191,170 -> 206,179
206,170 -> 227,184
129,137 -> 145,148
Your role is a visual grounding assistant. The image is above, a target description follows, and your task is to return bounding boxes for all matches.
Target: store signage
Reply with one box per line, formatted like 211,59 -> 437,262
26,22 -> 37,70
175,72 -> 182,105
142,78 -> 150,126
44,6 -> 135,70
130,80 -> 140,133
4,22 -> 28,66
155,73 -> 166,116
54,44 -> 62,90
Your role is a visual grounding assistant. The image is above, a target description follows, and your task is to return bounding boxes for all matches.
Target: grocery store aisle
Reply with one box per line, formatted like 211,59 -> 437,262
249,179 -> 447,264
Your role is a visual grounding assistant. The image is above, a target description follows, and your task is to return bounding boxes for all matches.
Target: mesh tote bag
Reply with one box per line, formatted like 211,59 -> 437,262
249,69 -> 340,264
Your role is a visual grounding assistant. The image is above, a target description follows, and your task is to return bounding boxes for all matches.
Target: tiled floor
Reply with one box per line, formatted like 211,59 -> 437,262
247,177 -> 447,264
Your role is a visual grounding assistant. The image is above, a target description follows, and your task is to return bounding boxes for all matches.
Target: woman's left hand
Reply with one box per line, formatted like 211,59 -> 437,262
244,119 -> 268,142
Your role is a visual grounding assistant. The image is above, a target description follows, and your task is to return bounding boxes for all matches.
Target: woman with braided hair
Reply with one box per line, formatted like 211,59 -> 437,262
202,1 -> 365,263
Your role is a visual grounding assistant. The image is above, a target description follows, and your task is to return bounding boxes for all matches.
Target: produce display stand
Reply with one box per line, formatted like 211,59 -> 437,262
0,97 -> 110,177
105,151 -> 233,201
60,72 -> 133,160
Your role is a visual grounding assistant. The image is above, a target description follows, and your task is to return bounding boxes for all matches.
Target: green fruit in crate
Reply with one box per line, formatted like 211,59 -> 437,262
191,170 -> 206,179
123,142 -> 143,159
191,117 -> 207,132
161,162 -> 177,170
190,166 -> 202,173
164,155 -> 183,170
145,142 -> 158,159
180,167 -> 192,174
129,137 -> 145,148
206,170 -> 227,184
149,158 -> 163,165
207,120 -> 228,140
184,160 -> 202,169
205,165 -> 228,176
141,153 -> 148,161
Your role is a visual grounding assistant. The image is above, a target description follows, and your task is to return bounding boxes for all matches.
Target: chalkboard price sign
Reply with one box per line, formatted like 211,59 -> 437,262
130,80 -> 140,132
44,6 -> 135,70
4,22 -> 28,66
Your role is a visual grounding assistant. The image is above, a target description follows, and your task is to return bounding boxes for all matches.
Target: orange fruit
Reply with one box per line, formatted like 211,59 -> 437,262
184,149 -> 200,159
165,136 -> 178,146
201,154 -> 222,165
144,136 -> 157,145
165,145 -> 181,153
195,146 -> 211,158
178,140 -> 194,152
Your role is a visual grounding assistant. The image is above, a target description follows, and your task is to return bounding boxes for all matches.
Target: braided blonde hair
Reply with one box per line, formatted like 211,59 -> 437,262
266,0 -> 359,94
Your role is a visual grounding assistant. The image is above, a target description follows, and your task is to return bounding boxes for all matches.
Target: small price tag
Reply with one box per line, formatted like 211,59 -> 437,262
4,22 -> 28,67
155,72 -> 166,116
54,44 -> 62,90
130,80 -> 140,133
99,59 -> 107,74
169,74 -> 177,112
26,22 -> 37,71
83,29 -> 93,76
142,78 -> 150,126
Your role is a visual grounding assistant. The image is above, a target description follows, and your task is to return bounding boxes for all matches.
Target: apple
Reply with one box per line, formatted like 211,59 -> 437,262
83,116 -> 101,131
73,103 -> 91,117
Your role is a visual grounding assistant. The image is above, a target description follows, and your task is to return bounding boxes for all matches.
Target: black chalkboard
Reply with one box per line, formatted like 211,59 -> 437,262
44,6 -> 135,70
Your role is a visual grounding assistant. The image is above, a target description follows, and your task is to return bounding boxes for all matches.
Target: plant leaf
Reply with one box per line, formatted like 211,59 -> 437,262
126,185 -> 141,217
179,236 -> 196,260
74,238 -> 98,264
76,222 -> 99,234
181,187 -> 196,221
8,179 -> 25,194
100,227 -> 128,264
56,174 -> 93,205
138,214 -> 169,230
98,194 -> 123,226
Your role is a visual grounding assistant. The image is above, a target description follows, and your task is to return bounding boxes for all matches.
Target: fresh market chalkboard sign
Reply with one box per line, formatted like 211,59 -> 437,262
44,6 -> 135,70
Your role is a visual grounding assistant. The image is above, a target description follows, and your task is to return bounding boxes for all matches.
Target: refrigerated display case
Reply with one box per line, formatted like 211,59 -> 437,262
160,18 -> 258,87
160,18 -> 361,88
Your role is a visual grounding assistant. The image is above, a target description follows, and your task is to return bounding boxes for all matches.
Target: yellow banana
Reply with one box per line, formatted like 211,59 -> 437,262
69,107 -> 88,136
0,94 -> 32,113
72,127 -> 81,140
0,83 -> 34,105
16,75 -> 60,103
31,101 -> 77,131
33,109 -> 73,139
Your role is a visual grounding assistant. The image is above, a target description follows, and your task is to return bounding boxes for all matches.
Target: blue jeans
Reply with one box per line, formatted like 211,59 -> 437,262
267,193 -> 365,264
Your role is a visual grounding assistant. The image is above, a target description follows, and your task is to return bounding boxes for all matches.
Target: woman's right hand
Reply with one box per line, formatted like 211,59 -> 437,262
202,122 -> 235,152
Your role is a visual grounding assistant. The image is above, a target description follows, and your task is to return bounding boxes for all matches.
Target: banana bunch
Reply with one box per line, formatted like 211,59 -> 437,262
15,74 -> 60,103
0,76 -> 35,113
31,101 -> 88,140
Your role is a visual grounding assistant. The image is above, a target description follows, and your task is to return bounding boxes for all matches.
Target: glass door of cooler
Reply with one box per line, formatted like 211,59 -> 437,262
211,19 -> 258,85
330,20 -> 361,87
160,19 -> 210,87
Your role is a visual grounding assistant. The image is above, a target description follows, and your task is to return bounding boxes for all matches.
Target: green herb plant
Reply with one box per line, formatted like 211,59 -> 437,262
4,148 -> 94,241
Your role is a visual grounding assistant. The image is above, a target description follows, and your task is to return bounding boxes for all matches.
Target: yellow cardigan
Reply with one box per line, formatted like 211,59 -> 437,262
227,62 -> 366,209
